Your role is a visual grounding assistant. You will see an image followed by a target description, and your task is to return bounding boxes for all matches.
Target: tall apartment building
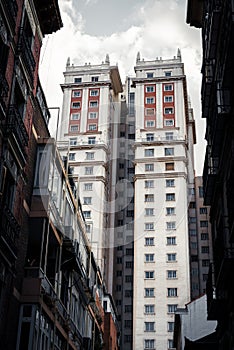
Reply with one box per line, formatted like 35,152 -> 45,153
59,51 -> 197,350
132,51 -> 194,350
187,1 -> 234,349
59,56 -> 123,281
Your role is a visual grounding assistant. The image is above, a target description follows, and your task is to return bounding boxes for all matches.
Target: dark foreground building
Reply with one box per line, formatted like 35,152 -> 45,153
0,1 -> 119,349
187,1 -> 234,349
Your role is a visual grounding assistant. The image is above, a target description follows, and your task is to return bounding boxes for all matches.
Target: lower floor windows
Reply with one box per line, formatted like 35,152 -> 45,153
144,339 -> 155,349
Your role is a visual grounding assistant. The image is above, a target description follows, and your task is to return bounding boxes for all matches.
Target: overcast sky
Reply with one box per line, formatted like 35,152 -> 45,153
39,0 -> 206,175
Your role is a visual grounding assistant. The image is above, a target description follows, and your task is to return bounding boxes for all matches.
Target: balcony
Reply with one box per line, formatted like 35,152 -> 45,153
1,0 -> 18,34
17,27 -> 36,86
0,69 -> 9,118
203,146 -> 219,205
6,105 -> 29,159
206,263 -> 226,320
0,205 -> 20,262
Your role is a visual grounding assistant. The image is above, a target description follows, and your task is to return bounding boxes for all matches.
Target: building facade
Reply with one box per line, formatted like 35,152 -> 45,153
0,1 -> 120,349
132,52 -> 194,350
0,0 -> 62,347
187,1 -> 234,349
59,56 -> 123,280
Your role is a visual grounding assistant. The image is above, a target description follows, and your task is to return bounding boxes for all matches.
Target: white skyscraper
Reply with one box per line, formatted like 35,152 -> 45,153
132,51 -> 192,350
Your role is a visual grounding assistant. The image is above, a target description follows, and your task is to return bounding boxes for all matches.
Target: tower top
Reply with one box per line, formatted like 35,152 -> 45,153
105,54 -> 110,65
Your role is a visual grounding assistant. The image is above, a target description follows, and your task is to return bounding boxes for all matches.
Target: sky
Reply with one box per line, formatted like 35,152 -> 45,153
39,0 -> 206,175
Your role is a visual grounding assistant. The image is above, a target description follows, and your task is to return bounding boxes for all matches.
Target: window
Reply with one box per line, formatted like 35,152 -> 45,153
167,253 -> 176,262
146,85 -> 155,92
89,101 -> 98,108
90,89 -> 99,96
70,125 -> 79,132
165,148 -> 174,156
145,208 -> 154,216
144,339 -> 155,349
201,246 -> 209,253
86,224 -> 91,233
165,132 -> 174,140
84,183 -> 93,191
165,162 -> 174,171
167,237 -> 176,245
145,180 -> 154,188
146,133 -> 154,141
166,222 -> 176,230
200,220 -> 208,227
145,237 -> 154,246
200,207 -> 207,214
164,119 -> 174,127
145,108 -> 155,117
167,270 -> 177,279
74,77 -> 82,83
164,107 -> 174,114
167,288 -> 177,297
124,335 -> 132,343
71,113 -> 80,120
147,73 -> 154,78
125,320 -> 132,328
69,153 -> 75,161
145,271 -> 154,279
88,124 -> 97,131
146,120 -> 155,128
85,167 -> 93,175
165,71 -> 172,77
203,274 -> 208,281
164,84 -> 173,91
83,197 -> 92,205
168,339 -> 174,349
126,261 -> 133,268
72,90 -> 81,97
166,193 -> 175,201
145,223 -> 154,231
145,149 -> 154,157
91,76 -> 99,82
201,233 -> 209,240
144,305 -> 155,314
86,152 -> 94,160
116,284 -> 122,291
146,97 -> 155,104
189,229 -> 197,236
125,275 -> 133,282
125,290 -> 133,297
199,186 -> 204,197
190,217 -> 197,223
88,137 -> 96,144
145,164 -> 154,172
145,322 -> 155,332
83,211 -> 91,218
164,95 -> 173,102
166,179 -> 175,187
72,102 -> 81,109
88,112 -> 98,119
145,254 -> 155,262
125,305 -> 132,313
166,207 -> 175,215
167,304 -> 177,313
202,259 -> 210,267
69,138 -> 77,146
145,288 -> 155,297
168,322 -> 174,332
117,257 -> 122,264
